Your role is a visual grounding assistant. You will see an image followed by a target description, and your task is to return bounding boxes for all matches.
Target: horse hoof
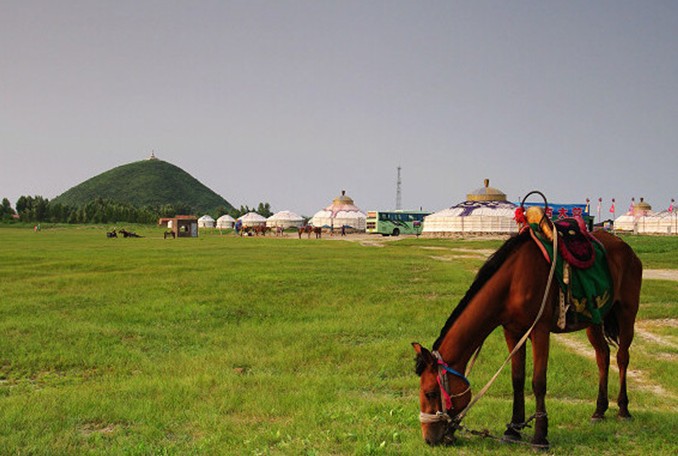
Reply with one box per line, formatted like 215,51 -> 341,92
531,438 -> 550,451
502,429 -> 522,442
617,413 -> 633,421
590,414 -> 605,422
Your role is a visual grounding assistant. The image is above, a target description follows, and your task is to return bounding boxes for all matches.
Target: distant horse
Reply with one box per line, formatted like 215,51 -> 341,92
119,229 -> 142,238
106,230 -> 117,238
163,230 -> 175,239
254,225 -> 269,236
413,215 -> 642,448
298,225 -> 313,239
313,226 -> 322,239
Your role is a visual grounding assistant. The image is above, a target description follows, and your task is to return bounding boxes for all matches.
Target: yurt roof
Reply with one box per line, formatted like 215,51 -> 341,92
238,212 -> 267,222
323,190 -> 364,215
426,200 -> 517,219
217,214 -> 235,222
313,209 -> 366,219
268,210 -> 304,221
467,178 -> 507,202
633,197 -> 652,213
198,214 -> 215,222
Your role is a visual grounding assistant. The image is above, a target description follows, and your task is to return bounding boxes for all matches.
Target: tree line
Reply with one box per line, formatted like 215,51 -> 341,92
0,196 -> 273,225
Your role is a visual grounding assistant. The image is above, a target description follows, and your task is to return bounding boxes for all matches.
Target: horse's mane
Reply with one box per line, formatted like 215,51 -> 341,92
431,230 -> 531,351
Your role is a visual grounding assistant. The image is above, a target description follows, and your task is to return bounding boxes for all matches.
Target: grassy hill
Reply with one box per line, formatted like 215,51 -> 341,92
53,159 -> 234,213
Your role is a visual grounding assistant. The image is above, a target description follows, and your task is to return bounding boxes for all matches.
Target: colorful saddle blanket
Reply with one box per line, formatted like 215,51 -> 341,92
529,219 -> 613,325
553,218 -> 595,269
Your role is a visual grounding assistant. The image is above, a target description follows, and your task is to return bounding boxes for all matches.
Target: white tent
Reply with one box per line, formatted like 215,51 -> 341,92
197,214 -> 215,228
216,214 -> 235,229
423,201 -> 519,235
310,190 -> 366,231
238,212 -> 267,227
614,199 -> 677,234
422,179 -> 518,236
267,210 -> 304,228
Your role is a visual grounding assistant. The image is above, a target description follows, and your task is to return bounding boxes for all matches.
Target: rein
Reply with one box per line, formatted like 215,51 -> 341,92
420,221 -> 559,433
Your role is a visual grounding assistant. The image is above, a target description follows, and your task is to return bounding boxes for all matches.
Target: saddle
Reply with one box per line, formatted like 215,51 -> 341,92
522,206 -> 595,269
518,206 -> 612,328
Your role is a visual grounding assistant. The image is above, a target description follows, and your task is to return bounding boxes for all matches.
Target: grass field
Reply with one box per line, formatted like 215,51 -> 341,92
0,225 -> 676,455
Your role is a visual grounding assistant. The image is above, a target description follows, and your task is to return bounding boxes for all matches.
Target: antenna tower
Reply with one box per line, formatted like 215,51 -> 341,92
395,166 -> 402,210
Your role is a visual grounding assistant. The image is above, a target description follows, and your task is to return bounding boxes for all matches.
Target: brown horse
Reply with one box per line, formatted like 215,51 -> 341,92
412,228 -> 642,448
253,225 -> 269,236
298,225 -> 313,239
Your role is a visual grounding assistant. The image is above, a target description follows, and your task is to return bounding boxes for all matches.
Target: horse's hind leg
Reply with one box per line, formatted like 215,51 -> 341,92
586,325 -> 610,420
615,315 -> 636,419
530,328 -> 550,449
503,328 -> 526,441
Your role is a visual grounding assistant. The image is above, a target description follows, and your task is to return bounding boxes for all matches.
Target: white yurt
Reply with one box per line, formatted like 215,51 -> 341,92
216,214 -> 236,229
238,212 -> 267,227
614,198 -> 677,234
422,179 -> 518,236
310,190 -> 366,231
197,214 -> 216,228
267,210 -> 304,229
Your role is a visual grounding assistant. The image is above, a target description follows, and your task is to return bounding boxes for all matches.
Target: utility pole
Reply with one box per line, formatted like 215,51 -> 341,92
395,166 -> 402,210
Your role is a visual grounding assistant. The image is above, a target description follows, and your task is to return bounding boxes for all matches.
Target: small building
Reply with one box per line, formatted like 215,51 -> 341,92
310,190 -> 366,231
161,215 -> 198,238
216,214 -> 236,229
198,215 -> 216,228
238,212 -> 267,227
267,210 -> 304,229
614,198 -> 677,234
422,179 -> 518,236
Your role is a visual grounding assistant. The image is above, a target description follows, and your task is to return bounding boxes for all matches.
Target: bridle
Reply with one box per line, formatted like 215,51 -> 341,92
418,350 -> 470,426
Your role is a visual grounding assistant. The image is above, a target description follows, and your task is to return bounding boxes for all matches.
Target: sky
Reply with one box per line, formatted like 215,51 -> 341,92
1,1 -> 676,218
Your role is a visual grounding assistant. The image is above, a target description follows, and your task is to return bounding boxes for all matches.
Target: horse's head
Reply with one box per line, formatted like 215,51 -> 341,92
412,342 -> 471,446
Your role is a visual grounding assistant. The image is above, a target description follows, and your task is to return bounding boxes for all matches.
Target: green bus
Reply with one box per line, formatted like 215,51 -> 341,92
365,210 -> 431,236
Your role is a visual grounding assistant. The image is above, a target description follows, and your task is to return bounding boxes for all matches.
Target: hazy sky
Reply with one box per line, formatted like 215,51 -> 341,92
2,1 -> 676,217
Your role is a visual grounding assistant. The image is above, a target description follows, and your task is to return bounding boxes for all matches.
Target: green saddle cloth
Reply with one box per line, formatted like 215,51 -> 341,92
532,227 -> 613,325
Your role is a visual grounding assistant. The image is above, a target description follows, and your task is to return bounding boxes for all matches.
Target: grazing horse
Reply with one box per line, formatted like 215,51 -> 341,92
412,227 -> 642,448
106,229 -> 117,238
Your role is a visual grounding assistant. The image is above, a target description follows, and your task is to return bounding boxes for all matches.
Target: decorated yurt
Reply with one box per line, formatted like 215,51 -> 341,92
310,190 -> 366,231
238,212 -> 267,227
422,179 -> 518,236
266,210 -> 304,229
197,214 -> 215,228
614,198 -> 677,234
216,214 -> 235,229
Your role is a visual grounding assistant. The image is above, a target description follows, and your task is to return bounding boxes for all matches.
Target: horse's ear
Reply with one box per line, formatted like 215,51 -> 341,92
412,342 -> 434,364
412,342 -> 434,376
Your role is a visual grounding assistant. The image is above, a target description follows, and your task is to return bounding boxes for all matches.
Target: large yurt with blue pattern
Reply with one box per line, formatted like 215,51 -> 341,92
422,179 -> 518,235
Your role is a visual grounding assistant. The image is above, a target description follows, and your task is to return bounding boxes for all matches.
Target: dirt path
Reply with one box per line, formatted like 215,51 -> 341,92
643,269 -> 678,281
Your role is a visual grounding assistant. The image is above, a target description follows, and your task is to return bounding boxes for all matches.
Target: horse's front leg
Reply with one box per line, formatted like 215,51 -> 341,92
503,328 -> 526,442
586,325 -> 610,420
530,328 -> 550,449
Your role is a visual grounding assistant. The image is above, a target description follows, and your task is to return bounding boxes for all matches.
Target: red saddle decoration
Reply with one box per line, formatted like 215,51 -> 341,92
553,218 -> 595,269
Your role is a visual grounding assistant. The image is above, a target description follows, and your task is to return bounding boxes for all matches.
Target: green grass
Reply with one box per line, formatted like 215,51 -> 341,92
0,226 -> 676,455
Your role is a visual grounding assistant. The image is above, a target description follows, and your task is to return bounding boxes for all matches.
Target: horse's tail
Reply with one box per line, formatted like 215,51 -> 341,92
602,304 -> 620,347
